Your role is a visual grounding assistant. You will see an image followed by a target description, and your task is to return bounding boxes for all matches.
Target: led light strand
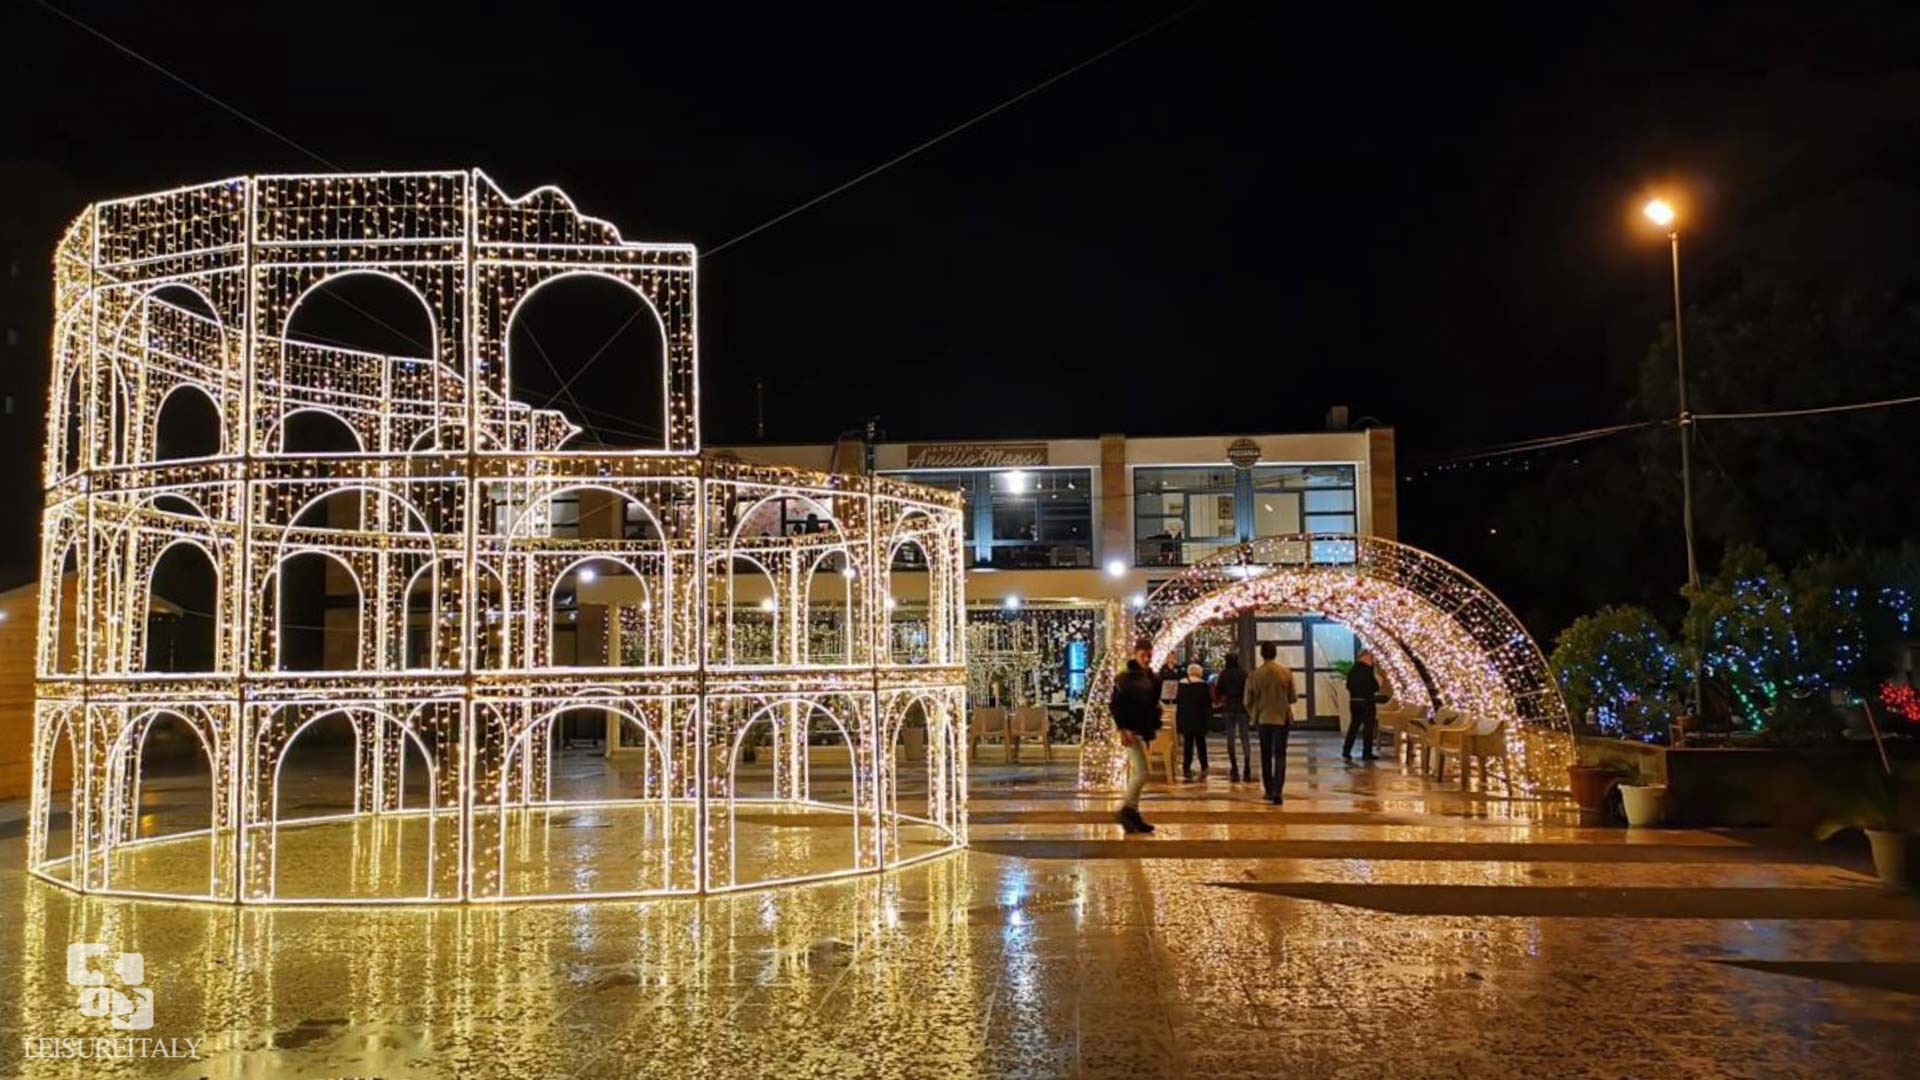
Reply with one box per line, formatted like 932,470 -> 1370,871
31,172 -> 969,904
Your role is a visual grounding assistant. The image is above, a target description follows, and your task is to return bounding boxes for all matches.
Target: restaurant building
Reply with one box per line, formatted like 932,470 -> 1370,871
722,422 -> 1398,734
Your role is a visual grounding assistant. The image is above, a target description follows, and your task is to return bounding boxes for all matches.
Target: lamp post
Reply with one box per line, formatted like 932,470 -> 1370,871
1644,197 -> 1704,720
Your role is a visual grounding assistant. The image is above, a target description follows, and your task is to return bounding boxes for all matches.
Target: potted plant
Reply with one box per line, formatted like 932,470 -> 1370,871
1816,701 -> 1916,890
1616,759 -> 1667,828
1819,762 -> 1915,889
1567,761 -> 1625,817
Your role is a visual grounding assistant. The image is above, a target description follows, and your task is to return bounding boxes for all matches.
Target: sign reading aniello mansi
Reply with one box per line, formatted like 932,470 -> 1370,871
905,443 -> 1049,469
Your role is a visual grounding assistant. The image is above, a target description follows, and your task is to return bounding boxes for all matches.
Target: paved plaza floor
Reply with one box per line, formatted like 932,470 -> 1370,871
3,730 -> 1919,1078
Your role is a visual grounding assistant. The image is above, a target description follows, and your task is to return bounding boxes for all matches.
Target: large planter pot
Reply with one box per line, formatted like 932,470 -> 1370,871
1866,829 -> 1915,891
1620,784 -> 1667,827
1567,765 -> 1622,814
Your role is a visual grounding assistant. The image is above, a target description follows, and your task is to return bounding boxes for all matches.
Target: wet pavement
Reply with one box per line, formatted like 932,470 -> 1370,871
4,730 -> 1919,1078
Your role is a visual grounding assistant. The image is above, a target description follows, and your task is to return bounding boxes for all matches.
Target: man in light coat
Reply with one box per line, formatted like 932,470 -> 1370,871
1243,641 -> 1298,805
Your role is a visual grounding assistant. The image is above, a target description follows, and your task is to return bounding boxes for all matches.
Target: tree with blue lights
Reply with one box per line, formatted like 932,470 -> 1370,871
1551,606 -> 1689,742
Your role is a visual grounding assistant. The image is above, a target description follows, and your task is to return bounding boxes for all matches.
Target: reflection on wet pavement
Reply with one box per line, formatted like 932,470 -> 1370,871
4,730 -> 1919,1078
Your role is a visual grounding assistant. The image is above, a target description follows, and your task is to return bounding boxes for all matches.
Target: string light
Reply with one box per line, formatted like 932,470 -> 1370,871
1077,535 -> 1573,793
29,171 -> 970,904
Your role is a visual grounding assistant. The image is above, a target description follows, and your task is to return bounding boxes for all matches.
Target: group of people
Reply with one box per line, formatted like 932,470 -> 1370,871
1105,638 -> 1387,834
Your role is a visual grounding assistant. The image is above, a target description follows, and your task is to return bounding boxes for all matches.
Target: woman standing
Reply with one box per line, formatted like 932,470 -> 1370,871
1175,662 -> 1213,781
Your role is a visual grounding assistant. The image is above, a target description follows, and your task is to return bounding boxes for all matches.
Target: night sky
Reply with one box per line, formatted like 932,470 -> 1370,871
5,1 -> 1919,605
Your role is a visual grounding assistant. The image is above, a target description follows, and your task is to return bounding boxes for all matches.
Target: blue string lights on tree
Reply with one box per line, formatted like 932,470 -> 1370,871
1551,606 -> 1687,743
1687,546 -> 1919,730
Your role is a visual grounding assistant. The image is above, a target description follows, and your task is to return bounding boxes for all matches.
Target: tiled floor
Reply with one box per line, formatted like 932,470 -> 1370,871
4,730 -> 1919,1078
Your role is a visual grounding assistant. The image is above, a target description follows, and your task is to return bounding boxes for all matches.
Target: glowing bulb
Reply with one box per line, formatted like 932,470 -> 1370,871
1004,594 -> 1021,610
1643,198 -> 1675,228
885,596 -> 898,611
758,597 -> 775,612
1130,593 -> 1146,609
841,565 -> 857,579
577,566 -> 597,583
1104,558 -> 1126,578
1004,469 -> 1029,494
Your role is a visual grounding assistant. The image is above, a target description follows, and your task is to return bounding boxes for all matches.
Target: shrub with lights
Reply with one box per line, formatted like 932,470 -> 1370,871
1551,605 -> 1689,743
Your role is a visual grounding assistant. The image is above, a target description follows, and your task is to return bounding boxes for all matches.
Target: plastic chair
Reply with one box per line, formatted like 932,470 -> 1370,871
1433,715 -> 1505,786
1378,703 -> 1426,763
1143,714 -> 1177,785
1010,706 -> 1051,763
971,708 -> 1008,762
1421,708 -> 1466,775
1458,719 -> 1511,790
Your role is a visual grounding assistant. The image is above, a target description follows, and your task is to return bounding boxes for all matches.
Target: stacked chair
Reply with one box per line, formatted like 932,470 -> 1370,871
970,707 -> 1009,762
1009,706 -> 1052,763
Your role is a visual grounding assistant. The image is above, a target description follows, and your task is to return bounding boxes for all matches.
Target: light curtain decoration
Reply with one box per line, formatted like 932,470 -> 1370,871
31,171 -> 968,903
1077,535 -> 1573,792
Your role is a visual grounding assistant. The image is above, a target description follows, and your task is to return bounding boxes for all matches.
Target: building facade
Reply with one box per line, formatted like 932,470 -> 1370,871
727,428 -> 1398,732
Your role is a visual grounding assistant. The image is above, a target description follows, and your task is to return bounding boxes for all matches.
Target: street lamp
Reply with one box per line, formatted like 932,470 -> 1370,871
1644,196 -> 1703,719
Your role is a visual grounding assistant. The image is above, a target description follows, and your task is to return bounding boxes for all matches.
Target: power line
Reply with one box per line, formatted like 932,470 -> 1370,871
543,2 -> 1205,409
31,0 -> 340,171
512,319 -> 608,447
704,2 -> 1204,257
1416,384 -> 1920,475
40,0 -> 661,445
537,305 -> 653,413
1418,420 -> 1668,468
1695,392 -> 1920,422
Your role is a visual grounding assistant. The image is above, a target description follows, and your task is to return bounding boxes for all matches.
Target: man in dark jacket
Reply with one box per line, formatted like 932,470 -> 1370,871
1342,649 -> 1385,762
1108,638 -> 1163,834
1214,653 -> 1252,782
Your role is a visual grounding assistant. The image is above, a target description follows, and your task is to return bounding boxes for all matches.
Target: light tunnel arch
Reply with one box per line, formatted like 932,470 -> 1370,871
1082,535 -> 1573,793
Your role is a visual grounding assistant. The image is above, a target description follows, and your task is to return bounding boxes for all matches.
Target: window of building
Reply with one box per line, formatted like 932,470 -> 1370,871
1134,466 -> 1236,565
1135,464 -> 1357,566
886,468 -> 1092,569
547,491 -> 581,539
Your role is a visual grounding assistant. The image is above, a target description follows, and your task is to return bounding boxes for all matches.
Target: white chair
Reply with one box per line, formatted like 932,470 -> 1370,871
1376,703 -> 1423,761
1433,715 -> 1505,787
970,708 -> 1008,761
1009,706 -> 1051,763
1458,719 -> 1512,791
1144,723 -> 1178,786
1421,708 -> 1466,775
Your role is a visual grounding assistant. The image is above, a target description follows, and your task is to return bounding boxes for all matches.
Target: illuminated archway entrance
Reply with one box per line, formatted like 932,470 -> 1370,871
1078,535 -> 1573,792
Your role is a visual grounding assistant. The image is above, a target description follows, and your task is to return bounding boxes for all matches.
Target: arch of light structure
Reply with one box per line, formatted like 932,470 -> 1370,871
30,171 -> 968,903
1077,534 -> 1573,793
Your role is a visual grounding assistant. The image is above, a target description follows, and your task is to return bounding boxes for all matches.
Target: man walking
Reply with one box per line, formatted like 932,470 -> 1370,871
1243,641 -> 1297,805
1108,638 -> 1164,833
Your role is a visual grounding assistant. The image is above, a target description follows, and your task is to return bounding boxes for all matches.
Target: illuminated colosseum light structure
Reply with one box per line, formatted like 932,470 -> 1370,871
30,171 -> 968,903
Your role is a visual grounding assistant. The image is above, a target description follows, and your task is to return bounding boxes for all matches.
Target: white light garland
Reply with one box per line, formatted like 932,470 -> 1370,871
1077,535 -> 1573,793
29,171 -> 970,904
